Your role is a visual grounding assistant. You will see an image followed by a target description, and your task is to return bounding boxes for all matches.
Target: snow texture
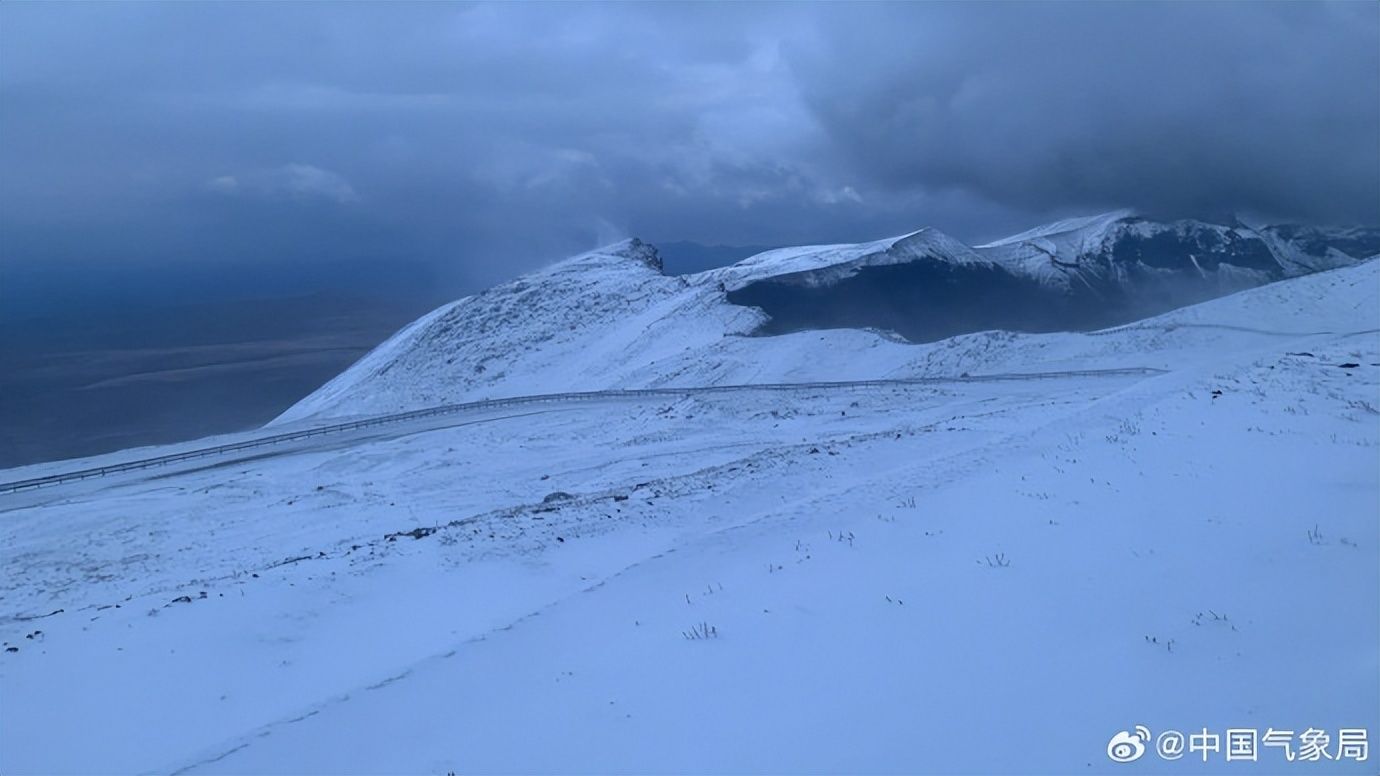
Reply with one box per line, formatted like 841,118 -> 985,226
1,253 -> 1376,773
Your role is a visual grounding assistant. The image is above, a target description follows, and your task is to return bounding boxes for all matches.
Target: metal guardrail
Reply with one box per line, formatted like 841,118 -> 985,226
0,368 -> 1163,495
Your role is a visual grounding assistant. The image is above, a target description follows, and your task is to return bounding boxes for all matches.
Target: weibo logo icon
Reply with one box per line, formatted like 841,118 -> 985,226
1107,726 -> 1151,763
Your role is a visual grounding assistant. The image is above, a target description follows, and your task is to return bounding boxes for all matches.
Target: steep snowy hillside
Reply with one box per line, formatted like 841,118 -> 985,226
1257,223 -> 1380,275
277,239 -> 764,423
278,230 -> 1007,422
699,227 -> 992,290
2,262 -> 1375,774
979,212 -> 1271,287
279,226 -> 1378,424
718,214 -> 1377,340
278,214 -> 1376,425
977,211 -> 1380,292
702,228 -> 1080,342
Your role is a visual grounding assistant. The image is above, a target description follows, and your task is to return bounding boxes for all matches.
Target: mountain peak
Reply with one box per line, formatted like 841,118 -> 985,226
603,237 -> 663,271
546,237 -> 664,275
695,225 -> 984,292
977,209 -> 1137,248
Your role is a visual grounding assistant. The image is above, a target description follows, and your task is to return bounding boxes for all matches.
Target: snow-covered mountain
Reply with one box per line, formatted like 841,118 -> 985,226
277,213 -> 1377,423
4,258 -> 1376,774
977,210 -> 1379,293
700,226 -> 993,290
708,212 -> 1379,343
707,212 -> 1380,342
275,239 -> 767,422
1255,222 -> 1380,275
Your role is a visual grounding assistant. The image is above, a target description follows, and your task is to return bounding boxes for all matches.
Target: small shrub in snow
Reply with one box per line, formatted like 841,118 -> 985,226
682,622 -> 718,640
1105,419 -> 1142,444
1144,635 -> 1174,652
983,553 -> 1010,568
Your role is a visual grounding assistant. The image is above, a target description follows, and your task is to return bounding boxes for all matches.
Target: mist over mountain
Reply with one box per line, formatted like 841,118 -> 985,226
0,294 -> 432,468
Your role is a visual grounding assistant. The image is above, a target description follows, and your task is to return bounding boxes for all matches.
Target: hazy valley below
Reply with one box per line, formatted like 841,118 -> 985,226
0,295 -> 432,467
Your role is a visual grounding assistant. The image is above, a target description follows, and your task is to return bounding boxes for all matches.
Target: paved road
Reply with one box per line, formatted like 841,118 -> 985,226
0,368 -> 1165,496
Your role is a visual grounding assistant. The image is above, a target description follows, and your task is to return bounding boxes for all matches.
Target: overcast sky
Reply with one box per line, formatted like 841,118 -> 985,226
2,1 -> 1377,296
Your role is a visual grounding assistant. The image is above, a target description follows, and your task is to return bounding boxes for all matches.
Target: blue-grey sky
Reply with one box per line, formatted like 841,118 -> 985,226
2,1 -> 1377,298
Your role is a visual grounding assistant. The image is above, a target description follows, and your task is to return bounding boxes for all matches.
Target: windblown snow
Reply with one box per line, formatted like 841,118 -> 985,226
0,239 -> 1376,774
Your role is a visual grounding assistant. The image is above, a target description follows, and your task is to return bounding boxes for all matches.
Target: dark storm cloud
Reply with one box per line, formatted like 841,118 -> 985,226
790,2 -> 1380,227
1,2 -> 1375,298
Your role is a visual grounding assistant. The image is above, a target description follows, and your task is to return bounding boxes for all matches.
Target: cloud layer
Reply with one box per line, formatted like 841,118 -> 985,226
2,2 -> 1375,295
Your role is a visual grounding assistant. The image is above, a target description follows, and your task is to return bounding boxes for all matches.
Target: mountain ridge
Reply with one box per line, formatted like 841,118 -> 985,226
274,211 -> 1378,424
700,211 -> 1378,341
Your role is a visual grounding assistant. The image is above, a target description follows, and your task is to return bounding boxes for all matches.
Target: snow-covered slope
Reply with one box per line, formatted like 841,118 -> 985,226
276,229 -> 1004,422
279,223 -> 1378,424
1257,223 -> 1380,275
277,239 -> 764,423
978,208 -> 1137,248
280,214 -> 1376,425
977,210 -> 1380,292
699,227 -> 992,291
3,261 -> 1376,774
